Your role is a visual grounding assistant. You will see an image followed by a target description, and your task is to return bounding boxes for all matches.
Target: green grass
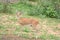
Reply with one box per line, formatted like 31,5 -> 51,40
39,34 -> 60,40
23,27 -> 31,33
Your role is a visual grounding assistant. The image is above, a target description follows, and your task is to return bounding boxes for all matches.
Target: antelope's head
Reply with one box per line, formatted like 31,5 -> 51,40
16,11 -> 22,19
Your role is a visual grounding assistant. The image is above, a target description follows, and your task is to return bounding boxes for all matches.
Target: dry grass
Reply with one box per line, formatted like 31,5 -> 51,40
0,13 -> 60,40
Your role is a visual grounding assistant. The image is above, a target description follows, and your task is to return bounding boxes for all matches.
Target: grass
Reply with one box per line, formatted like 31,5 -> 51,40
39,34 -> 60,40
0,3 -> 60,40
0,1 -> 60,40
0,13 -> 60,40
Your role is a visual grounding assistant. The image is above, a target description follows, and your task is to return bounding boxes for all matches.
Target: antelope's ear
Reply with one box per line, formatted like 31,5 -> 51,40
16,10 -> 23,15
16,10 -> 20,14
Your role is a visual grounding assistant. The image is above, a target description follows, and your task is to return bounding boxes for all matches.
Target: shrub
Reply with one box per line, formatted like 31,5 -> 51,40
43,6 -> 58,18
0,3 -> 4,13
28,5 -> 44,16
27,0 -> 59,19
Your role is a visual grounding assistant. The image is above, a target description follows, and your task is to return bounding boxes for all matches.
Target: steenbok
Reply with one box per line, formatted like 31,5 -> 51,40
16,11 -> 39,28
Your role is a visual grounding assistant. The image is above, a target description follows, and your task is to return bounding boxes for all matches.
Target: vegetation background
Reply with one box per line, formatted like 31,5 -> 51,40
0,0 -> 60,18
0,0 -> 60,40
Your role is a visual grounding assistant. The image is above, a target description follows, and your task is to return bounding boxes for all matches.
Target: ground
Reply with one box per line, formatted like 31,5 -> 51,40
0,13 -> 60,40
